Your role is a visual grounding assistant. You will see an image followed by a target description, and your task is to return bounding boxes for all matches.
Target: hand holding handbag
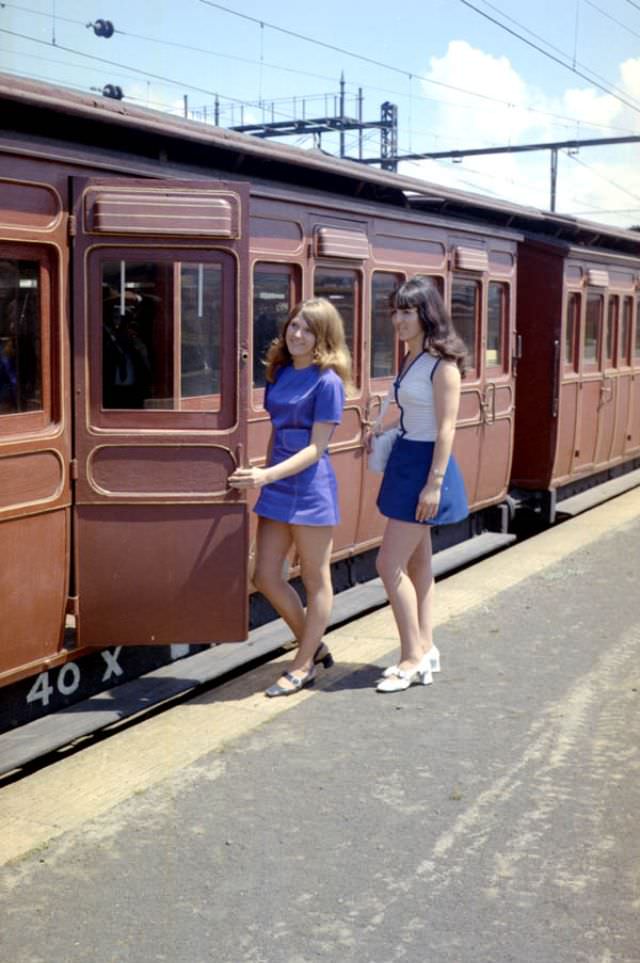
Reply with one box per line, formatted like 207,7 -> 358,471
367,390 -> 399,473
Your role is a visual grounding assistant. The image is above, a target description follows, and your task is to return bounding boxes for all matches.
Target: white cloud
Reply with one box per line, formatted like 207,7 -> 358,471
405,41 -> 640,228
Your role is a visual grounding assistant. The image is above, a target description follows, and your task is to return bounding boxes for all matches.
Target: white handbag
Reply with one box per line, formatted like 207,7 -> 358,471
367,391 -> 399,473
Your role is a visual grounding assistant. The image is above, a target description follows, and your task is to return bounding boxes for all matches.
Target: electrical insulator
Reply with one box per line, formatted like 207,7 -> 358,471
91,19 -> 115,38
102,84 -> 124,100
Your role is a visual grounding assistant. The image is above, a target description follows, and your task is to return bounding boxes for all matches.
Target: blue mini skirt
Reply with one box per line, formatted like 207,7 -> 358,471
377,437 -> 468,526
254,428 -> 339,526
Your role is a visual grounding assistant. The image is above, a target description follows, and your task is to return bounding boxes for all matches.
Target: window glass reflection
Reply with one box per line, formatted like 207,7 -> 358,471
605,296 -> 617,366
565,293 -> 579,369
584,294 -> 602,366
0,259 -> 42,416
371,273 -> 400,378
487,282 -> 506,368
451,277 -> 479,371
102,260 -> 222,411
253,267 -> 293,388
181,264 -> 221,399
314,269 -> 356,364
620,298 -> 632,366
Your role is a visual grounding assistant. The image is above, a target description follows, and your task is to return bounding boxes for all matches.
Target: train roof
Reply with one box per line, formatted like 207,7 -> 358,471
1,72 -> 640,258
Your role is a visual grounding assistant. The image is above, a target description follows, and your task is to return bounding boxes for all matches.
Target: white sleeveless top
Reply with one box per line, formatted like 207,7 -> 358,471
393,352 -> 440,442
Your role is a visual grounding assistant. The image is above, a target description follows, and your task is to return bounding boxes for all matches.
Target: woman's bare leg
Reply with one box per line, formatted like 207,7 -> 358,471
376,519 -> 431,667
289,524 -> 334,671
407,527 -> 434,654
253,518 -> 305,642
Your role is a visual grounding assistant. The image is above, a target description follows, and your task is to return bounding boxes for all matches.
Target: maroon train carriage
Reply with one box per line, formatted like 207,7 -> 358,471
513,237 -> 640,522
1,74 -> 639,729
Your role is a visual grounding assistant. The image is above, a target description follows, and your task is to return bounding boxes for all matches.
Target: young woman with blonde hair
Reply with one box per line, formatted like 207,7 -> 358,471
229,297 -> 351,696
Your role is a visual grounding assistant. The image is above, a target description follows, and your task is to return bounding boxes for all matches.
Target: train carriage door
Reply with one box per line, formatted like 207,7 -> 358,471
477,270 -> 515,503
0,183 -> 71,681
573,276 -> 606,473
71,179 -> 250,646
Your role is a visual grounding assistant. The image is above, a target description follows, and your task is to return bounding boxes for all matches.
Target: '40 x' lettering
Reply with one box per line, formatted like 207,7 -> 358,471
26,648 -> 123,707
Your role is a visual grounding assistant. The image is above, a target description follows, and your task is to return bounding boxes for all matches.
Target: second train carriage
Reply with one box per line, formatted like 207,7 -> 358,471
1,74 -> 640,726
512,236 -> 640,521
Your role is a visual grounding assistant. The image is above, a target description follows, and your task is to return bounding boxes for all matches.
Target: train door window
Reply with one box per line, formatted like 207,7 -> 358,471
583,293 -> 603,370
619,297 -> 632,366
564,292 -> 580,371
252,264 -> 298,389
487,281 -> 508,371
314,268 -> 359,382
0,251 -> 52,432
605,295 -> 618,369
100,256 -> 224,415
371,272 -> 402,378
180,263 -> 222,408
451,276 -> 480,377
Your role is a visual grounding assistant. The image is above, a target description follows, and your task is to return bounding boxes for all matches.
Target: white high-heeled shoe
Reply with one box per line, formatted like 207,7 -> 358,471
376,654 -> 433,692
381,645 -> 440,679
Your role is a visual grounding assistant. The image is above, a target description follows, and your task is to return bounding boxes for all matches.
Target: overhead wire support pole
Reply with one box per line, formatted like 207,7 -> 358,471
339,72 -> 345,159
550,147 -> 558,212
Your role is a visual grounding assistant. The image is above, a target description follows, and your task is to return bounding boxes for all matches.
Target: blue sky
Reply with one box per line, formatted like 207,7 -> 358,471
1,0 -> 640,226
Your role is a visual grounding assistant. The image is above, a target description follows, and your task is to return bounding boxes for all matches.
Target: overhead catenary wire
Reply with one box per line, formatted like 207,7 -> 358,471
566,151 -> 640,205
583,0 -> 640,40
2,1 -> 637,140
0,25 -> 300,122
458,0 -> 640,114
198,0 -> 640,120
467,0 -> 638,104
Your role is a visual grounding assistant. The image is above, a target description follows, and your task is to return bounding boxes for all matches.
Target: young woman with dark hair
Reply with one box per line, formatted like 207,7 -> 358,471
371,276 -> 468,693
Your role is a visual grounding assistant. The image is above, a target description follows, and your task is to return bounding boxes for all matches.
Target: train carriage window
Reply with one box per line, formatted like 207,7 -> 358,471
635,298 -> 640,360
487,282 -> 508,370
605,296 -> 618,368
0,255 -> 50,429
619,297 -> 632,366
253,264 -> 298,388
451,276 -> 479,376
564,293 -> 580,371
101,259 -> 222,412
584,293 -> 603,369
314,268 -> 359,382
371,272 -> 403,378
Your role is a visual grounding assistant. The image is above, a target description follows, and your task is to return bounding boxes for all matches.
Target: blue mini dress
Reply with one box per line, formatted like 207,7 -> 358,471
254,364 -> 345,526
377,352 -> 468,527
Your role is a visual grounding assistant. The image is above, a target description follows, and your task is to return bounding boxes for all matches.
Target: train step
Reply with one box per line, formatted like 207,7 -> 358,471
557,468 -> 640,517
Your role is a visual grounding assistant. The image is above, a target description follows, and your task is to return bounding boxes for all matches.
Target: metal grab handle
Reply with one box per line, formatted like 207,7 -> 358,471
599,377 -> 614,406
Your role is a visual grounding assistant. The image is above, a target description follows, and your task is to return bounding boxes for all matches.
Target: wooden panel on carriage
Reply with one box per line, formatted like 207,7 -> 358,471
72,178 -> 250,646
628,295 -> 640,454
0,179 -> 71,681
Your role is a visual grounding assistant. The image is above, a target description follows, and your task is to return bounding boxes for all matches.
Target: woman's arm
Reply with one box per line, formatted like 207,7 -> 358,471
415,361 -> 461,522
228,421 -> 336,490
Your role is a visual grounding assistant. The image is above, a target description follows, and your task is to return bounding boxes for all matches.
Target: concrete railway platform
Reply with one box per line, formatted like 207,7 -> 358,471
1,488 -> 640,963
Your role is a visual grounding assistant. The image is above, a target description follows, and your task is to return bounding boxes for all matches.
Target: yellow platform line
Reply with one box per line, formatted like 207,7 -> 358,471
1,487 -> 639,867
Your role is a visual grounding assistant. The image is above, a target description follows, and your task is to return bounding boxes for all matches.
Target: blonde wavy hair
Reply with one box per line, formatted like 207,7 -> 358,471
264,297 -> 352,388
